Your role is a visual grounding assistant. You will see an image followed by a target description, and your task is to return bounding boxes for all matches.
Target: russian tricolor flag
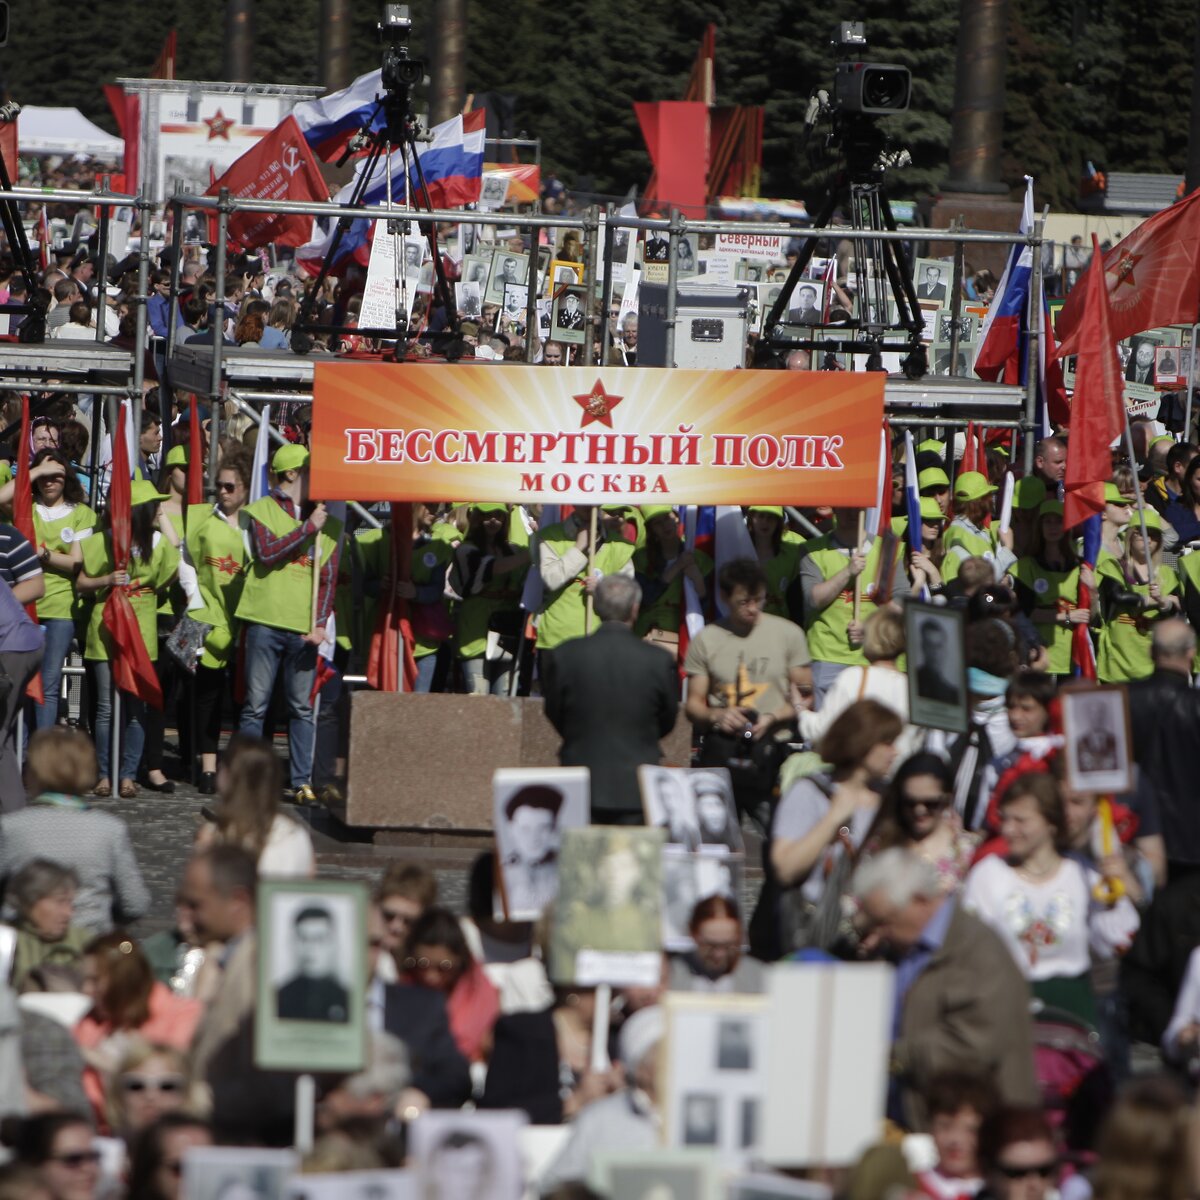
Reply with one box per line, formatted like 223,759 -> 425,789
292,69 -> 385,161
974,176 -> 1068,436
409,111 -> 486,210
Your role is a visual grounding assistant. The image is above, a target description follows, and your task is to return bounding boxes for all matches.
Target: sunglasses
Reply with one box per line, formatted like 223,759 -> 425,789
121,1074 -> 185,1094
404,956 -> 457,974
901,795 -> 949,812
995,1161 -> 1057,1180
51,1150 -> 101,1169
216,481 -> 238,492
381,907 -> 414,924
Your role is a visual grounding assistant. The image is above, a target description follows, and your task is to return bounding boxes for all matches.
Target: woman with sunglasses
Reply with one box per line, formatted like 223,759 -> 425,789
10,1112 -> 102,1200
25,449 -> 96,731
77,480 -> 179,798
908,497 -> 948,594
401,907 -> 499,1064
106,1043 -> 191,1141
864,753 -> 978,893
1098,481 -> 1133,563
184,450 -> 250,793
1096,507 -> 1180,683
961,773 -> 1138,1025
125,1113 -> 213,1200
73,932 -> 202,1133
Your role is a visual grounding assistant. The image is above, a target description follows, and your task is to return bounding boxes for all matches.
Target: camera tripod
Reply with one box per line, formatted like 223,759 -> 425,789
756,114 -> 926,377
290,72 -> 458,353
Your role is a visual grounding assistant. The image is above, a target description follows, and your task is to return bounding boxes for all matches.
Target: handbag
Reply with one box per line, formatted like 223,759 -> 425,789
410,600 -> 454,644
485,609 -> 523,661
166,615 -> 213,674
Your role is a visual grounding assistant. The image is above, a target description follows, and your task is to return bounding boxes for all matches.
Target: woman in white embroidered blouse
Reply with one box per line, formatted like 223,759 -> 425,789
961,771 -> 1139,1027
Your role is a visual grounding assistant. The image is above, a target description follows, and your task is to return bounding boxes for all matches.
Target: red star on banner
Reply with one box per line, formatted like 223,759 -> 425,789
1109,252 -> 1143,291
572,379 -> 624,428
204,109 -> 234,140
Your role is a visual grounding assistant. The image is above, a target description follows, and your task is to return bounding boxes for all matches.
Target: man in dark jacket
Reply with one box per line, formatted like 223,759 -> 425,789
1127,620 -> 1200,878
540,574 -> 679,822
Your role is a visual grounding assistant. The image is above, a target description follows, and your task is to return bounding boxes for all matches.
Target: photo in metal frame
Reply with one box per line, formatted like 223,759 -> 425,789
550,284 -> 587,345
485,249 -> 529,306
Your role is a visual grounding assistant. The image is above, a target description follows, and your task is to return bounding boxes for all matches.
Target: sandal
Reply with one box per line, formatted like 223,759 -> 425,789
93,779 -> 112,798
118,779 -> 139,799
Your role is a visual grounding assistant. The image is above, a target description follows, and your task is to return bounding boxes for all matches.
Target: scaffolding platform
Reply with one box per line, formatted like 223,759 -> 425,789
0,340 -> 133,381
166,343 -> 315,394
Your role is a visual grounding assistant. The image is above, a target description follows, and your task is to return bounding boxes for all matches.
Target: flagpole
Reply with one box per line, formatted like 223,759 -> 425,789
1021,209 -> 1047,475
853,510 -> 866,623
585,507 -> 598,632
1122,413 -> 1155,586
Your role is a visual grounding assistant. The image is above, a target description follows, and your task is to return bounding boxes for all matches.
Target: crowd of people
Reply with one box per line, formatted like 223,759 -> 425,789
0,176 -> 1198,1199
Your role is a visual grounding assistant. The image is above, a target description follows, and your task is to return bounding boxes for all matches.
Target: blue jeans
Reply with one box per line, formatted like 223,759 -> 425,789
461,654 -> 514,696
414,651 -> 438,694
91,659 -> 146,782
239,623 -> 317,787
35,619 -> 76,731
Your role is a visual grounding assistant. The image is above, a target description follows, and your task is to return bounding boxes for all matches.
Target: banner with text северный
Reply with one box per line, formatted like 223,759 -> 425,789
309,364 -> 885,507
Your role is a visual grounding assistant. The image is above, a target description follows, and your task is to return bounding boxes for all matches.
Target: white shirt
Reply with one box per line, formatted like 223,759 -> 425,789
961,855 -> 1138,981
798,664 -> 923,766
1163,945 -> 1200,1061
258,814 -> 315,878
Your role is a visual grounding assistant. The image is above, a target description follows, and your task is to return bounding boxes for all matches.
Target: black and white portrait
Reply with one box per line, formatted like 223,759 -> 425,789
906,601 -> 968,734
408,1109 -> 527,1200
462,256 -> 490,288
1062,686 -> 1132,796
1125,337 -> 1157,385
640,767 -> 742,853
480,173 -> 510,210
917,264 -> 947,302
501,281 -> 526,320
788,283 -> 822,326
936,312 -> 976,345
661,848 -> 740,951
403,239 -> 424,272
494,768 -> 589,921
933,349 -> 969,377
1156,345 -> 1180,384
457,280 -> 483,319
485,250 -> 529,306
182,1147 -> 297,1200
683,1094 -> 720,1146
716,1020 -> 753,1071
676,234 -> 699,278
644,231 -> 670,263
288,1171 -> 417,1200
274,901 -> 350,1024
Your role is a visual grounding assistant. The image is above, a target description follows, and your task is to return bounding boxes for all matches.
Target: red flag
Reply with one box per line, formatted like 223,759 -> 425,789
206,116 -> 329,251
0,120 -> 16,187
151,30 -> 177,80
187,398 -> 204,506
1058,235 -> 1126,530
960,421 -> 979,476
103,85 -> 140,192
365,504 -> 418,693
1056,188 -> 1200,347
103,406 -> 163,710
13,400 -> 44,705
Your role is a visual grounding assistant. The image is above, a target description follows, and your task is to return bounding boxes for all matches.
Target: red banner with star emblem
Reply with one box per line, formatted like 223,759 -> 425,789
309,364 -> 885,507
1055,187 -> 1200,346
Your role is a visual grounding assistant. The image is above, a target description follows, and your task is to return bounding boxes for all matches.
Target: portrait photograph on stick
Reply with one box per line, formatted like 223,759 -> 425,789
551,285 -> 587,345
661,846 -> 744,952
484,248 -> 529,306
1061,684 -> 1133,796
639,765 -> 743,853
408,1109 -> 528,1200
493,767 -> 589,921
255,879 -> 367,1072
183,1145 -> 298,1200
589,1151 -> 720,1200
905,600 -> 968,734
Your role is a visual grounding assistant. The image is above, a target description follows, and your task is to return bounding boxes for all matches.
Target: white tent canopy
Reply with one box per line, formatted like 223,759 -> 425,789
17,106 -> 123,157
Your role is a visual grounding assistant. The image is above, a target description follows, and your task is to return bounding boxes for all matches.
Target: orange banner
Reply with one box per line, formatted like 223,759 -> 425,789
310,365 -> 885,507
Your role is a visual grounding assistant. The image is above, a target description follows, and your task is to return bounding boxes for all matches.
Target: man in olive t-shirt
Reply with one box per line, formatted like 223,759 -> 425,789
684,558 -> 812,828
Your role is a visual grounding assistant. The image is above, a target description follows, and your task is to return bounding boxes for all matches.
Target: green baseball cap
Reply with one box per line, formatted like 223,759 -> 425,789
165,444 -> 189,468
1104,482 -> 1131,504
272,444 -> 310,473
640,505 -> 676,523
917,439 -> 946,456
471,501 -> 508,515
748,505 -> 784,518
1037,499 -> 1064,518
918,467 -> 950,491
919,497 -> 946,522
1137,507 -> 1164,533
953,471 -> 997,501
1013,476 -> 1047,511
601,503 -> 631,513
130,479 -> 170,507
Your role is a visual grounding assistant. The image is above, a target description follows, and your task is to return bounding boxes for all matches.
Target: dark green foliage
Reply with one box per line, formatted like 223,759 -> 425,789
0,0 -> 1195,211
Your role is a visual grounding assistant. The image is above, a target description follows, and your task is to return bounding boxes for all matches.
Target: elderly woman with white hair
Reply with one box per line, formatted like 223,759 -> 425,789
539,1006 -> 663,1192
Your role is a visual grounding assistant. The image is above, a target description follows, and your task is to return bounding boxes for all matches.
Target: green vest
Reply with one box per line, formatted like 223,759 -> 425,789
1011,556 -> 1081,675
32,501 -> 97,622
185,504 -> 247,668
942,518 -> 996,583
1177,552 -> 1200,673
1096,556 -> 1179,683
455,544 -> 529,661
81,531 -> 179,662
760,542 -> 802,619
535,522 -> 636,649
410,534 -> 455,659
803,534 -> 900,666
235,496 -> 344,635
632,545 -> 713,636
